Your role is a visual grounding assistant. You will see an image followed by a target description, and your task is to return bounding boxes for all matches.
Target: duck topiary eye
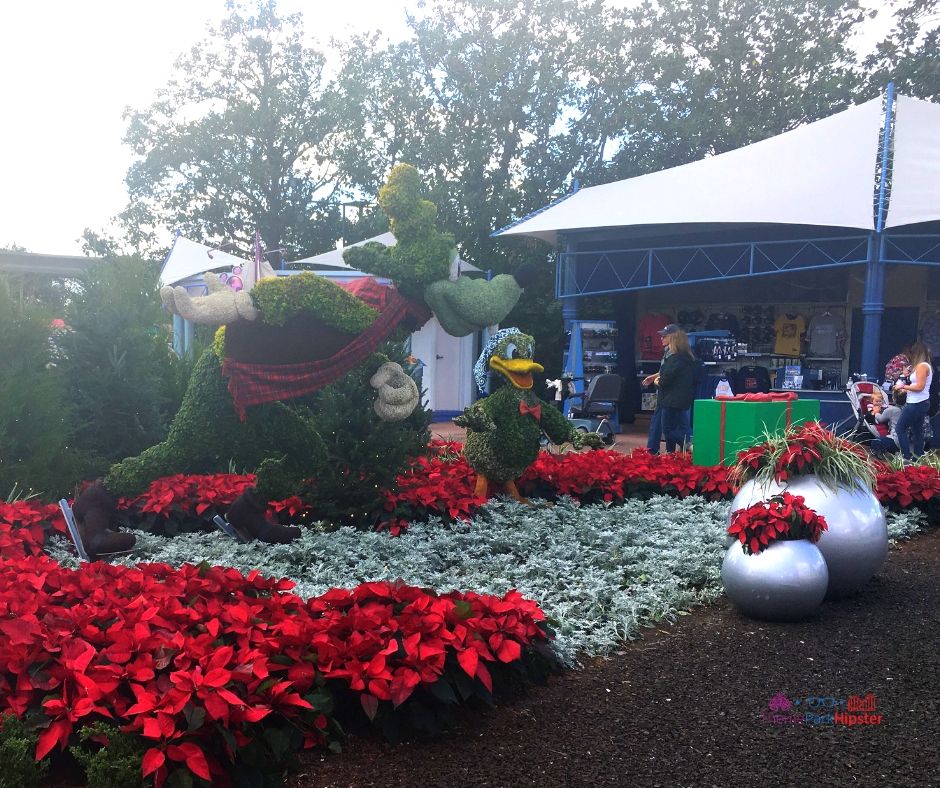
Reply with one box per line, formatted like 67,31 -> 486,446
504,342 -> 519,359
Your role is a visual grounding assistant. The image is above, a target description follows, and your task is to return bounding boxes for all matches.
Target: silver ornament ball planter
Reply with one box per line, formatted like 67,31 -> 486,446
729,476 -> 888,598
722,539 -> 829,621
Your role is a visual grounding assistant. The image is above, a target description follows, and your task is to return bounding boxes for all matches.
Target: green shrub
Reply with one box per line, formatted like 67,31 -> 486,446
70,723 -> 149,788
250,272 -> 377,331
0,289 -> 82,498
0,715 -> 48,788
295,343 -> 432,529
58,256 -> 196,480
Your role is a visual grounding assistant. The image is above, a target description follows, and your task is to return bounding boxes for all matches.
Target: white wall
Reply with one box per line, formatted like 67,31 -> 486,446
410,317 -> 476,414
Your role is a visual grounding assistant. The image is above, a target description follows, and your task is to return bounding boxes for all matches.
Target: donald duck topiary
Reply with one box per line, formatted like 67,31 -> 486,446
455,328 -> 603,502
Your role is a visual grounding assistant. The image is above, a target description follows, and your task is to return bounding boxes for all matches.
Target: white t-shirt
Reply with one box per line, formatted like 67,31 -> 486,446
715,378 -> 734,398
907,363 -> 933,404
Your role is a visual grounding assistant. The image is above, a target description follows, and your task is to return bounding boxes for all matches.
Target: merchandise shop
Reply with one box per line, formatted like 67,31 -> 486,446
493,90 -> 940,431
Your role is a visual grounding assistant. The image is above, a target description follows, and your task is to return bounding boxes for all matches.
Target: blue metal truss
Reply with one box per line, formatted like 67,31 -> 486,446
556,235 -> 873,298
881,234 -> 940,266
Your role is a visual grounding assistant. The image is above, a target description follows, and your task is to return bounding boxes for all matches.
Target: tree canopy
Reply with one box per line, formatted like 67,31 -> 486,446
121,1 -> 343,259
111,0 -> 936,272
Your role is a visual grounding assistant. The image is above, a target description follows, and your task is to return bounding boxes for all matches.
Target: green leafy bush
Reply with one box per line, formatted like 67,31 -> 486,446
70,723 -> 150,788
297,344 -> 432,529
250,272 -> 377,331
0,289 -> 81,498
57,256 -> 195,480
0,715 -> 48,788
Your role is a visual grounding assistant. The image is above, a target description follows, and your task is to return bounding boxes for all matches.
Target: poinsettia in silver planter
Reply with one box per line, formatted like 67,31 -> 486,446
728,423 -> 887,598
722,492 -> 831,620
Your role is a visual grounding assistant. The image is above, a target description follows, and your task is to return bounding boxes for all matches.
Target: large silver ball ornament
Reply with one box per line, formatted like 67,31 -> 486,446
722,539 -> 829,621
729,476 -> 888,598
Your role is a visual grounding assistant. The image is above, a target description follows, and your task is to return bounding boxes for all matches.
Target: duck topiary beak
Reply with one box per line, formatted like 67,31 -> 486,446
489,357 -> 544,389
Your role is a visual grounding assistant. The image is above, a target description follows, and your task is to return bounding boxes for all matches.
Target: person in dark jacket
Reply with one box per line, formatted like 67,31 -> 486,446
653,326 -> 696,452
641,326 -> 672,454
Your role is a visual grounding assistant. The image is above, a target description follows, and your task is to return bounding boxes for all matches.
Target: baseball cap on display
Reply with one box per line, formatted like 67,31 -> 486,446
657,323 -> 681,336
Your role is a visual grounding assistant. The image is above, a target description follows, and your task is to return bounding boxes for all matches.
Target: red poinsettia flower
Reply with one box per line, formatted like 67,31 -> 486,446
727,493 -> 828,555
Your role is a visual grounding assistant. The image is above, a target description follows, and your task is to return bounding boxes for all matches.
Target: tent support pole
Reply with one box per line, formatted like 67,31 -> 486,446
860,83 -> 895,380
561,234 -> 579,333
172,313 -> 184,357
861,233 -> 885,379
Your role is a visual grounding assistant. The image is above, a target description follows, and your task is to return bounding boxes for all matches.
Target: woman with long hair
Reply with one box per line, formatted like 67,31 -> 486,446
893,341 -> 933,460
651,326 -> 696,452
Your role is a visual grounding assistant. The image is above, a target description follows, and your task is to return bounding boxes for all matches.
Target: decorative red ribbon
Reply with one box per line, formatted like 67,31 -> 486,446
720,401 -> 727,464
715,392 -> 798,402
717,394 -> 798,464
519,400 -> 541,421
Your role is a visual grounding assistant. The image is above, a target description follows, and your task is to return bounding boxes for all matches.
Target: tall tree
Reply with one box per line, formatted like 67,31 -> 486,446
602,0 -> 870,180
0,289 -> 80,498
865,0 -> 940,101
121,0 -> 343,259
332,0 -> 620,267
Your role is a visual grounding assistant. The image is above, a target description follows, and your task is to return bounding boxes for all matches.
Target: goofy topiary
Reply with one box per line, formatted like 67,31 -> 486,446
73,165 -> 536,555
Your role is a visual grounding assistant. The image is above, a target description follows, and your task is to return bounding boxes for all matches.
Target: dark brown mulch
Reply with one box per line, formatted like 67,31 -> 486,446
290,529 -> 940,788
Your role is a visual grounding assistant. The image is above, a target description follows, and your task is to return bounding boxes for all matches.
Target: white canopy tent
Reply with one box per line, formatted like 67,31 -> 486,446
158,235 -> 252,288
886,95 -> 940,228
492,90 -> 940,380
495,94 -> 940,244
293,233 -> 482,278
495,98 -> 885,244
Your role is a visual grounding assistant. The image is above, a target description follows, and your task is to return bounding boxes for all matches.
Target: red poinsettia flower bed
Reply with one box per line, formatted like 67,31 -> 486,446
375,453 -> 487,535
102,446 -> 940,537
518,448 -> 735,505
0,500 -> 67,557
122,473 -> 254,518
0,551 -> 550,785
727,492 -> 829,555
875,463 -> 940,513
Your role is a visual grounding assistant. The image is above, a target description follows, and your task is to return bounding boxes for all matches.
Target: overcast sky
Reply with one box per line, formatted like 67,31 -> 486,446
0,1 -> 894,257
0,0 -> 412,256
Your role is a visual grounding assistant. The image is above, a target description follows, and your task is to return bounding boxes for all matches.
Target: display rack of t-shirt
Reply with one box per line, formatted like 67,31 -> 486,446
806,311 -> 847,359
636,302 -> 849,395
564,321 -> 619,413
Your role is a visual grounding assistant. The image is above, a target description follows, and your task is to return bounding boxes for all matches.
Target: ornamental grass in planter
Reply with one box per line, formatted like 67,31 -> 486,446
722,492 -> 830,620
728,422 -> 887,598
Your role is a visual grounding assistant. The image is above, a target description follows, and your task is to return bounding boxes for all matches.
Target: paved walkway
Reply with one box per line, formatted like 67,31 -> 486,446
430,413 -> 654,454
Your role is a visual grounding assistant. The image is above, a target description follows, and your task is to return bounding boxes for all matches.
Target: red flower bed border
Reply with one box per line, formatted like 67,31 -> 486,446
0,552 -> 552,785
2,442 -> 939,782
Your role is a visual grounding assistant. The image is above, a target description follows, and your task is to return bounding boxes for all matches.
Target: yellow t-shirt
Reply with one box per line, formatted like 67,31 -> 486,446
774,314 -> 806,357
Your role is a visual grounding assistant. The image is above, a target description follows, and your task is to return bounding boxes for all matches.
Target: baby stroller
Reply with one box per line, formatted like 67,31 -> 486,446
839,379 -> 894,448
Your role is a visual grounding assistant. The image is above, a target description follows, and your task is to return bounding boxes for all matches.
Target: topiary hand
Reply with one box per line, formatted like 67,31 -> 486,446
454,406 -> 495,433
370,362 -> 419,421
572,431 -> 604,450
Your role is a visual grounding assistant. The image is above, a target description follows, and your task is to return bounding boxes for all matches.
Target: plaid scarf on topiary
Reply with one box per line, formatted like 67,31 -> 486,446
221,278 -> 430,420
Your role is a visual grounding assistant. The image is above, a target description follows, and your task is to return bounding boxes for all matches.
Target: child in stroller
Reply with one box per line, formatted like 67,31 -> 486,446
866,388 -> 902,455
844,380 -> 901,454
